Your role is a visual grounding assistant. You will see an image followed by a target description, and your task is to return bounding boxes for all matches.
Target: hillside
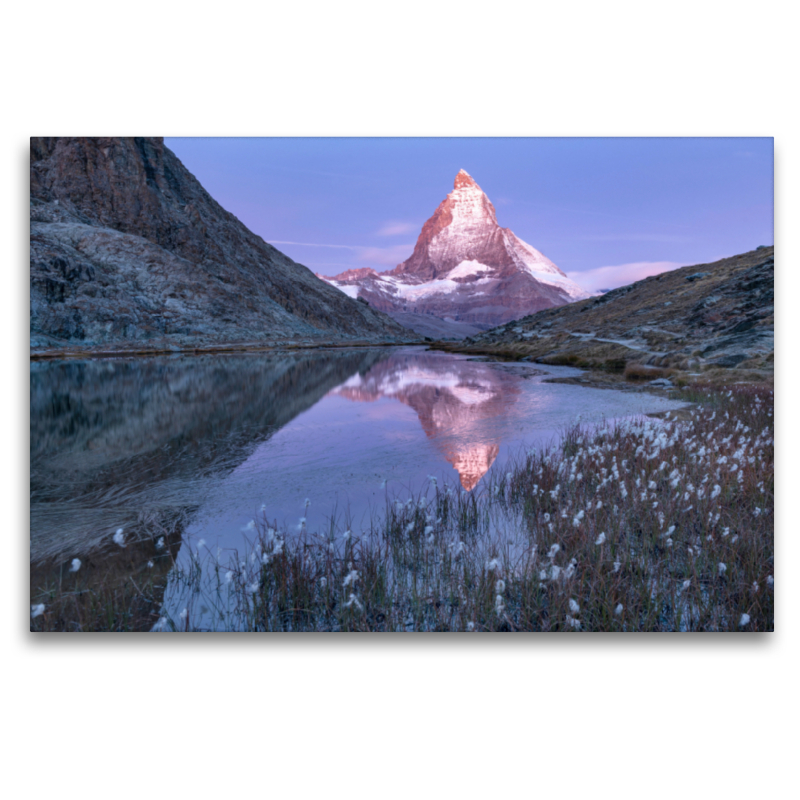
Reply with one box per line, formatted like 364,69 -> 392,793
30,137 -> 413,353
439,247 -> 774,384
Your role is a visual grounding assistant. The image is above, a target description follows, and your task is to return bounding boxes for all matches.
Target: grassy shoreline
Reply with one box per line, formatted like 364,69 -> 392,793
31,382 -> 774,632
29,338 -> 429,362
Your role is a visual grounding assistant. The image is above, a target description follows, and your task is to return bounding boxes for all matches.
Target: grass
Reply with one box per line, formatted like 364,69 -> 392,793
623,363 -> 675,381
31,383 -> 774,632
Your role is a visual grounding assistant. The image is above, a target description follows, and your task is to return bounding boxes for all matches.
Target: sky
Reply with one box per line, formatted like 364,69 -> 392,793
165,137 -> 773,292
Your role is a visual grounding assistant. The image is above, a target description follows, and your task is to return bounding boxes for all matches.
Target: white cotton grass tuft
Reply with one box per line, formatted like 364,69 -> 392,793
739,613 -> 751,627
613,561 -> 621,573
69,558 -> 81,572
147,560 -> 154,568
113,528 -> 125,547
466,621 -> 476,632
547,543 -> 560,559
565,615 -> 581,630
614,603 -> 624,616
343,570 -> 359,588
718,562 -> 727,575
766,575 -> 774,587
155,537 -> 165,550
495,579 -> 506,594
494,594 -> 505,614
595,532 -> 606,545
487,557 -> 501,572
31,603 -> 46,618
344,593 -> 363,611
568,598 -> 580,615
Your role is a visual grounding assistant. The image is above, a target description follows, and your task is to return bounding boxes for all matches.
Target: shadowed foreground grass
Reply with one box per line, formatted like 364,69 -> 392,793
31,384 -> 773,632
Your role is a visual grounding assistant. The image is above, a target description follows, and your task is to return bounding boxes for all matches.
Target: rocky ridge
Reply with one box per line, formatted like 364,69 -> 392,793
318,170 -> 590,329
30,138 -> 414,352
446,247 -> 774,382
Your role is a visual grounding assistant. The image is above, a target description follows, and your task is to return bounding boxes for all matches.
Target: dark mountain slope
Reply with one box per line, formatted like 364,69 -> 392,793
440,247 -> 774,381
30,137 -> 412,350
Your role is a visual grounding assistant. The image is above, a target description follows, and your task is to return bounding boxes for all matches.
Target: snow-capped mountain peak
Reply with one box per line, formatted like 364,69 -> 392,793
319,170 -> 590,330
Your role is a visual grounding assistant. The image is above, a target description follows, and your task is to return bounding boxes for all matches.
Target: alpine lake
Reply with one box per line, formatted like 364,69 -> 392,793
30,346 -> 690,630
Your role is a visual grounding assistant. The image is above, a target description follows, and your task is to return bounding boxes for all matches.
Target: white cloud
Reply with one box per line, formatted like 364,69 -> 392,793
375,221 -> 418,236
567,261 -> 684,292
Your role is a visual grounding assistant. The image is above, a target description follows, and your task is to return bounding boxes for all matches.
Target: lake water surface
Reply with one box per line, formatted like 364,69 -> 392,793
31,346 -> 688,621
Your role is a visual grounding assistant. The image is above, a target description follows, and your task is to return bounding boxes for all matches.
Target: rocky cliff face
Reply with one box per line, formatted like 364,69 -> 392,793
30,137 -> 413,350
319,170 -> 590,328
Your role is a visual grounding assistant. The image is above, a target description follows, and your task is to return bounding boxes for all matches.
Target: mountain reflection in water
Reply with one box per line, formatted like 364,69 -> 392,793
332,354 -> 521,490
30,348 -> 390,564
31,346 -> 689,585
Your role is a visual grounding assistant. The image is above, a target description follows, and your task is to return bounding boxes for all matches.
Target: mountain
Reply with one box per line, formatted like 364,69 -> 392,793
445,247 -> 774,380
30,137 -> 413,352
332,352 -> 521,490
318,170 -> 590,329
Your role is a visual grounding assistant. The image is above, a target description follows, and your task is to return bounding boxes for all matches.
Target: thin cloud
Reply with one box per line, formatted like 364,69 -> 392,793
356,244 -> 414,266
567,261 -> 684,292
375,221 -> 418,236
579,234 -> 691,243
269,239 -> 414,269
269,240 -> 362,250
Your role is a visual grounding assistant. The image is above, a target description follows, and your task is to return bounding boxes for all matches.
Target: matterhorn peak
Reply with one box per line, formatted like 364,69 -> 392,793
454,169 -> 478,190
320,169 -> 591,328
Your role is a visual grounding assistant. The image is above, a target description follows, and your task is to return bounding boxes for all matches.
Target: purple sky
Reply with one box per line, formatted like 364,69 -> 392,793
165,137 -> 773,291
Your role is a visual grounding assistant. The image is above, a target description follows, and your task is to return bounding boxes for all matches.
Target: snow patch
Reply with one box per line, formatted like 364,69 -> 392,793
447,260 -> 492,280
